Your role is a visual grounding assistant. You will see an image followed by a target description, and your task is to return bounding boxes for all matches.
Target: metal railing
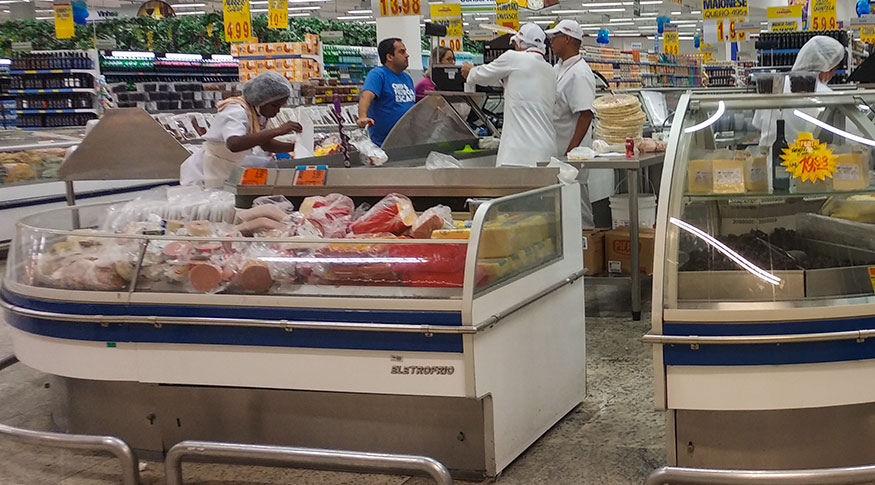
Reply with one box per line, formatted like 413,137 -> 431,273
165,441 -> 453,485
0,354 -> 141,485
642,329 -> 875,347
646,465 -> 875,485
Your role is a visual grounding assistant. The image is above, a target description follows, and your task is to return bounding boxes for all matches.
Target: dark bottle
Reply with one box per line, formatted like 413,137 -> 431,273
773,119 -> 790,192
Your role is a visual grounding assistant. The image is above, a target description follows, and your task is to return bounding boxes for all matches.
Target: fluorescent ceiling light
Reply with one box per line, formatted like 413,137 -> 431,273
35,16 -> 52,19
609,17 -> 632,22
337,14 -> 370,19
581,26 -> 600,30
641,12 -> 658,16
671,217 -> 781,285
170,2 -> 205,6
534,20 -> 554,24
639,0 -> 662,4
365,20 -> 376,23
760,21 -> 768,24
793,109 -> 875,147
670,10 -> 680,14
347,8 -> 371,13
684,100 -> 724,134
672,19 -> 698,23
678,24 -> 697,28
580,1 -> 623,5
608,21 -> 634,25
554,9 -> 588,13
289,12 -> 310,16
474,16 -> 489,20
175,10 -> 204,14
290,6 -> 320,9
588,7 -> 626,12
634,16 -> 654,21
679,36 -> 694,39
690,9 -> 700,13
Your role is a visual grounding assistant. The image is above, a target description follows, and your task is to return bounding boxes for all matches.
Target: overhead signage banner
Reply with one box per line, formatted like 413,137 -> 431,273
702,0 -> 748,20
223,0 -> 252,42
809,0 -> 836,30
430,3 -> 463,52
700,43 -> 716,62
268,0 -> 288,29
54,3 -> 75,39
851,15 -> 875,43
495,0 -> 519,31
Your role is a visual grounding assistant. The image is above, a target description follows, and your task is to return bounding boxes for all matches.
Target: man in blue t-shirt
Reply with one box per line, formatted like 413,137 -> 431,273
356,38 -> 416,146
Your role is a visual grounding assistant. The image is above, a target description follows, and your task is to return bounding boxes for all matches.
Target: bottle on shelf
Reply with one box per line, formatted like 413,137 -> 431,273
772,119 -> 790,193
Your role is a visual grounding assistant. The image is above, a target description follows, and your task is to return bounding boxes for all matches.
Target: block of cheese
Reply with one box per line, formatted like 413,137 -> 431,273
687,159 -> 713,194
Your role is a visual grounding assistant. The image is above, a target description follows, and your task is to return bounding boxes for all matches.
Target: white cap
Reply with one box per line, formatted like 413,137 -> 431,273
511,23 -> 547,53
545,19 -> 583,41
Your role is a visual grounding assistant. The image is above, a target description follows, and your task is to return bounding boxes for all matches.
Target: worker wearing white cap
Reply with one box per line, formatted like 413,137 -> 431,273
546,19 -> 609,228
460,23 -> 557,167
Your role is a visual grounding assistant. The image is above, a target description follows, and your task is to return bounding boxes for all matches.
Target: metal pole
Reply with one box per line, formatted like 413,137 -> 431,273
64,180 -> 81,230
165,441 -> 453,485
0,424 -> 140,485
628,167 -> 641,320
645,465 -> 875,485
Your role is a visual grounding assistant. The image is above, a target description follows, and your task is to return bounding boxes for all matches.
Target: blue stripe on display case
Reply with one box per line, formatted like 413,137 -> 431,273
1,289 -> 464,353
663,317 -> 875,366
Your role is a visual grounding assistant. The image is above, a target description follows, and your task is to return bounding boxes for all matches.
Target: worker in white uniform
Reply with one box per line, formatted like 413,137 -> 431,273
460,23 -> 557,167
546,19 -> 609,229
180,71 -> 302,188
752,35 -> 846,147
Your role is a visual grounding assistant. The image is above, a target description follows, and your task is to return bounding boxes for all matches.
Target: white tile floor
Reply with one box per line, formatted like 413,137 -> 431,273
0,282 -> 663,484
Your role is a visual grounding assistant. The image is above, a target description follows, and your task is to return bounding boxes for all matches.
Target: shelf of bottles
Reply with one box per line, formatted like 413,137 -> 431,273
321,45 -> 378,85
755,30 -> 850,84
99,51 -> 239,82
7,50 -> 99,128
582,47 -> 701,89
0,58 -> 14,130
704,64 -> 737,87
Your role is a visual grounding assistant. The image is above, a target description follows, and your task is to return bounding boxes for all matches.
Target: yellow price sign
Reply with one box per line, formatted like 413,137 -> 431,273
702,0 -> 748,20
663,30 -> 679,56
223,0 -> 252,43
716,18 -> 747,42
53,3 -> 74,40
771,20 -> 799,31
810,0 -> 836,30
496,0 -> 519,31
268,0 -> 288,29
863,25 -> 875,44
780,133 -> 837,182
374,0 -> 422,17
430,3 -> 463,51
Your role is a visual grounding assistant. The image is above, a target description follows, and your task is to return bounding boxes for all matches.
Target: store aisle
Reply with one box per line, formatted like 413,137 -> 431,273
0,281 -> 663,485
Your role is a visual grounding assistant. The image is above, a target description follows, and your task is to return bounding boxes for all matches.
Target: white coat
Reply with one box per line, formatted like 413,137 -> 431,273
466,49 -> 557,167
752,78 -> 832,148
180,104 -> 275,188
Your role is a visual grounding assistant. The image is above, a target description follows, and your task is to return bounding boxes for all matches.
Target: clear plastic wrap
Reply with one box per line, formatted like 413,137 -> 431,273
350,133 -> 389,166
251,194 -> 295,215
425,151 -> 463,169
410,205 -> 453,239
102,186 -> 236,233
349,194 -> 417,235
300,193 -> 355,238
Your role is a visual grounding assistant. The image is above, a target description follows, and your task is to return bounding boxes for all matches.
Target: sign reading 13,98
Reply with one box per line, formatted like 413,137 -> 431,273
374,0 -> 421,17
223,0 -> 252,42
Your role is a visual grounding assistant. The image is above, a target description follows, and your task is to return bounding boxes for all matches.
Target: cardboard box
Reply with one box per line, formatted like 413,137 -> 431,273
605,228 -> 655,275
582,229 -> 607,275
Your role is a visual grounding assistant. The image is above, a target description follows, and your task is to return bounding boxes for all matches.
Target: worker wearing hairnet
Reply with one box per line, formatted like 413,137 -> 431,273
460,23 -> 557,167
753,35 -> 846,147
180,71 -> 302,188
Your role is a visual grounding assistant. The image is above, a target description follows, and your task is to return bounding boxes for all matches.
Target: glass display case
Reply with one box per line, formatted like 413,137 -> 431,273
649,89 -> 875,471
0,129 -> 81,185
659,91 -> 875,309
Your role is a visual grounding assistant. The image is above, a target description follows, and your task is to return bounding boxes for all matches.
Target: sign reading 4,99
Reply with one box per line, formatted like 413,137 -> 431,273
224,0 -> 252,43
374,0 -> 422,17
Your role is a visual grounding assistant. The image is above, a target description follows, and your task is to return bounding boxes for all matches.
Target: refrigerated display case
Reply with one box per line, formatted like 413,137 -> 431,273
1,166 -> 586,478
647,89 -> 875,469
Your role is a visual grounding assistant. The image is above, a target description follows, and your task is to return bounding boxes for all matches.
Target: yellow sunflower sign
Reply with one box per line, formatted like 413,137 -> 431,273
780,132 -> 837,182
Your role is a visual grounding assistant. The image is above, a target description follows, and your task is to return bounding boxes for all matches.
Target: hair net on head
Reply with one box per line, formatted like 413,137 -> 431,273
242,71 -> 292,107
792,36 -> 845,73
511,23 -> 546,53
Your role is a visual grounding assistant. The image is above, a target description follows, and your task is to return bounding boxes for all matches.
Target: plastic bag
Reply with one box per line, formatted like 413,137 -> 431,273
351,134 -> 389,166
349,193 -> 417,235
567,146 -> 596,161
300,193 -> 355,238
410,205 -> 454,239
102,186 -> 236,233
252,195 -> 295,215
425,151 -> 463,169
479,137 -> 500,150
547,157 -> 580,185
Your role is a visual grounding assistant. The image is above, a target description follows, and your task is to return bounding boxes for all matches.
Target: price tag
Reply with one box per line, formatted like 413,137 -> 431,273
223,0 -> 252,43
431,3 -> 463,52
810,0 -> 836,31
495,0 -> 519,30
717,18 -> 747,41
268,0 -> 288,29
372,0 -> 422,17
780,133 -> 837,182
241,167 -> 269,185
663,29 -> 679,56
293,165 -> 328,186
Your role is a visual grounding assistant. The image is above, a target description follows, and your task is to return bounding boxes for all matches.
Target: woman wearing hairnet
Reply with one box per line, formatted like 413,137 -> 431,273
753,35 -> 846,146
180,71 -> 302,188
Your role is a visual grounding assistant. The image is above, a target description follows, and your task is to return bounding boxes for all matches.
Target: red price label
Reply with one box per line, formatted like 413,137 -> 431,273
241,168 -> 269,185
293,165 -> 327,186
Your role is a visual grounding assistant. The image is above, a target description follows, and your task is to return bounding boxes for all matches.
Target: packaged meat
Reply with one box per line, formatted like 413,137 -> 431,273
410,205 -> 453,239
237,204 -> 290,224
389,243 -> 467,274
349,193 -> 416,235
188,262 -> 223,292
300,193 -> 355,237
251,194 -> 296,215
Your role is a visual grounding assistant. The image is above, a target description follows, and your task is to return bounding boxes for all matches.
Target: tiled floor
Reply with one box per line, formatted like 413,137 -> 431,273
0,281 -> 663,484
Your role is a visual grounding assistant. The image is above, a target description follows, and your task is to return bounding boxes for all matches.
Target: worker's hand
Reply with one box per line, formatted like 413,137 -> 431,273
356,116 -> 375,128
461,62 -> 473,79
275,121 -> 303,135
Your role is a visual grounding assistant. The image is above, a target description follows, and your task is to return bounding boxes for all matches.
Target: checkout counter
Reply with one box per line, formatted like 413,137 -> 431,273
1,94 -> 587,478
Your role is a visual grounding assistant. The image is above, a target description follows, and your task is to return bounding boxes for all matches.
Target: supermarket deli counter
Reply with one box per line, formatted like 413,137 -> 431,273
647,90 -> 875,470
1,168 -> 584,478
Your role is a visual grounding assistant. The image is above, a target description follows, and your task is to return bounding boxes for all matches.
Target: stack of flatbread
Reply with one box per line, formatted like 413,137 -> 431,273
593,94 -> 646,144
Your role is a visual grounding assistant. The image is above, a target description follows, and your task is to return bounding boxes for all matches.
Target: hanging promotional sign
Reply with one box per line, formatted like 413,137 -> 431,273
496,0 -> 519,31
54,3 -> 75,39
268,0 -> 288,29
716,17 -> 747,41
430,3 -> 463,52
768,5 -> 802,31
663,25 -> 679,55
809,0 -> 836,30
373,0 -> 422,17
702,0 -> 748,20
700,43 -> 716,62
780,132 -> 837,182
852,15 -> 875,43
223,0 -> 252,42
